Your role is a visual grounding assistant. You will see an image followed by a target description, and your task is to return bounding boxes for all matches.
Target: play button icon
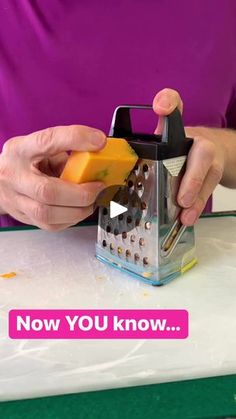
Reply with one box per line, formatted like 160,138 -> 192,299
95,184 -> 143,235
110,201 -> 128,219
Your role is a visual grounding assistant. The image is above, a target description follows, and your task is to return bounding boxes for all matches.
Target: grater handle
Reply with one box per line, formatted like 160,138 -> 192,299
161,107 -> 186,148
109,105 -> 187,147
109,105 -> 152,137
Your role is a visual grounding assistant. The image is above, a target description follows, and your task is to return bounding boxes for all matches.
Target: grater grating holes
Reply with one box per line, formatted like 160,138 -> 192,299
106,225 -> 112,233
128,180 -> 134,189
142,164 -> 149,179
145,221 -> 151,230
130,234 -> 136,243
139,238 -> 145,247
117,247 -> 123,255
110,243 -> 115,252
126,249 -> 131,259
133,163 -> 140,175
143,257 -> 149,265
136,180 -> 144,198
143,164 -> 149,173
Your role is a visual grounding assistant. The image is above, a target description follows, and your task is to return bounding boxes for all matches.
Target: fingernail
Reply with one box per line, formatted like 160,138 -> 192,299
156,97 -> 172,110
183,209 -> 198,225
90,131 -> 106,147
181,192 -> 196,207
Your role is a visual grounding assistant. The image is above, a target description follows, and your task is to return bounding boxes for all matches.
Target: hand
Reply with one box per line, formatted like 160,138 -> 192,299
0,126 -> 106,230
153,88 -> 226,226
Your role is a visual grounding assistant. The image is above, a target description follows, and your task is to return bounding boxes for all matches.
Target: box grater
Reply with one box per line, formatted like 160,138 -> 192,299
96,105 -> 197,285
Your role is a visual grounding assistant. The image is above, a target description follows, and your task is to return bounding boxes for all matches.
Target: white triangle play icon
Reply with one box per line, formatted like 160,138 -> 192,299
110,201 -> 128,219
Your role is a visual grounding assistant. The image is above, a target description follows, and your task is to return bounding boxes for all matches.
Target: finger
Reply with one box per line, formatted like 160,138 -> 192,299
177,137 -> 215,208
8,125 -> 106,161
13,193 -> 94,227
0,188 -> 31,224
152,88 -> 183,134
153,88 -> 183,115
5,209 -> 31,225
12,171 -> 105,207
38,223 -> 80,232
15,195 -> 95,225
180,163 -> 223,226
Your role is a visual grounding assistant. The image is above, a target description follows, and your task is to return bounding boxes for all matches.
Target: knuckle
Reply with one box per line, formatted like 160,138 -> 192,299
196,137 -> 215,159
189,176 -> 203,191
33,203 -> 51,224
68,124 -> 78,138
36,127 -> 55,153
0,186 -> 8,207
79,187 -> 94,206
2,138 -> 18,157
0,161 -> 11,180
197,196 -> 206,209
2,140 -> 12,155
66,125 -> 79,148
35,178 -> 56,203
211,162 -> 223,183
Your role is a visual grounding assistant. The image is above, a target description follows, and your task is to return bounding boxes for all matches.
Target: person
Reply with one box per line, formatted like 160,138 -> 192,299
0,1 -> 236,231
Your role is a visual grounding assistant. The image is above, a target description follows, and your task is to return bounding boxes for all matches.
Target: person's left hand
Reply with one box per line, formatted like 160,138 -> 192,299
152,88 -> 227,226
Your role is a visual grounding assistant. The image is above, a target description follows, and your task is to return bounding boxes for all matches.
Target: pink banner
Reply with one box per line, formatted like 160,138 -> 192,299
9,309 -> 188,339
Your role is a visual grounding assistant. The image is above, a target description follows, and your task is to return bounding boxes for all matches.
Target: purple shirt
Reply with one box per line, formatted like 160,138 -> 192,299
0,0 -> 236,227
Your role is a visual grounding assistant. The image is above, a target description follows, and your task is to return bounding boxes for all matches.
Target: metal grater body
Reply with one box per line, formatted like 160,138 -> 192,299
96,105 -> 197,285
96,156 -> 196,285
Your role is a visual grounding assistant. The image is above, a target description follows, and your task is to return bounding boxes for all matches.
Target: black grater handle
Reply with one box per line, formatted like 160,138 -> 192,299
161,107 -> 186,145
109,105 -> 193,160
109,105 -> 152,137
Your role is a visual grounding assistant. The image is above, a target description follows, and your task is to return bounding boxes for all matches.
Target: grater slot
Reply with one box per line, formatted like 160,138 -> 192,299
161,218 -> 186,258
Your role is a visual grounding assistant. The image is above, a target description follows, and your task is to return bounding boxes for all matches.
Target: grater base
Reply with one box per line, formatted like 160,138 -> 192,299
96,244 -> 197,286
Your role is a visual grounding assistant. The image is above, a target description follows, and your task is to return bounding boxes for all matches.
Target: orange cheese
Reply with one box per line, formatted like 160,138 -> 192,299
0,272 -> 17,279
60,138 -> 138,186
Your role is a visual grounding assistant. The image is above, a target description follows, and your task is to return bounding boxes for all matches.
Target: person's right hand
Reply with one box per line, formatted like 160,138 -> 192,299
153,88 -> 226,226
0,125 -> 106,231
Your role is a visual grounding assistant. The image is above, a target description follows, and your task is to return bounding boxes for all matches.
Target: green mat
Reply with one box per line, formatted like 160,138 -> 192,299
1,374 -> 236,419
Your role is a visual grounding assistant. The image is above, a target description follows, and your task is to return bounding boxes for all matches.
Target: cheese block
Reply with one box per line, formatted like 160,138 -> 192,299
60,138 -> 138,186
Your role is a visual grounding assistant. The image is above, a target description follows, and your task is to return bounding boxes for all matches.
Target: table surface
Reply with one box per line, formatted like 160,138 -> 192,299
0,214 -> 236,418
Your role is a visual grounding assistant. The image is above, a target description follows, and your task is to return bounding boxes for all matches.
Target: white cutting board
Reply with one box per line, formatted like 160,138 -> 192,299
0,217 -> 236,401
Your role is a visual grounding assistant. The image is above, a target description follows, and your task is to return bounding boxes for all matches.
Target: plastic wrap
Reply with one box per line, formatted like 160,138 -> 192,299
0,217 -> 236,401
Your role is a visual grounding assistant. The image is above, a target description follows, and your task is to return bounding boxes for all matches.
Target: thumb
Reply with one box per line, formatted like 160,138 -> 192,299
152,88 -> 183,134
